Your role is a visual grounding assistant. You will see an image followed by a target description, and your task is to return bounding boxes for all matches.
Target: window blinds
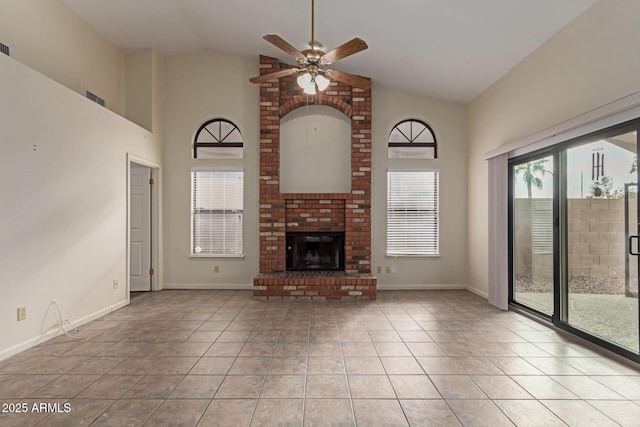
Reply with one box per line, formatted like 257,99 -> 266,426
387,170 -> 439,256
191,169 -> 244,255
531,198 -> 553,255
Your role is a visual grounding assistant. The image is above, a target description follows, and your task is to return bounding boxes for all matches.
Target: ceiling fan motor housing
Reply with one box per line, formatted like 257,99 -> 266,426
301,49 -> 325,66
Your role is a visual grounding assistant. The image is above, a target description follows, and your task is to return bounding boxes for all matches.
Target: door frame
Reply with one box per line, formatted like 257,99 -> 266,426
127,154 -> 162,302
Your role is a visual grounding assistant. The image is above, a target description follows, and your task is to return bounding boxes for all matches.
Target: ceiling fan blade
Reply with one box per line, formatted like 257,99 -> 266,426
322,38 -> 368,64
325,69 -> 371,89
263,35 -> 305,60
249,68 -> 302,84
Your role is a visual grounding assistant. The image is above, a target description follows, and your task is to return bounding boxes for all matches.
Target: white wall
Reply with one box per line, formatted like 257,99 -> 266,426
373,85 -> 468,289
162,50 -> 260,288
0,0 -> 125,115
468,0 -> 640,296
0,54 -> 162,360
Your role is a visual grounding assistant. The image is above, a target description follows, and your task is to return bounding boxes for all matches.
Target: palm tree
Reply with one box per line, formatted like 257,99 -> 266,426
514,159 -> 551,198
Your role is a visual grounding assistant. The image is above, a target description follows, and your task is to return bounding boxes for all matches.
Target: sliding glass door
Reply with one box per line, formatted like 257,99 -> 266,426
563,127 -> 638,352
511,155 -> 555,316
510,120 -> 640,360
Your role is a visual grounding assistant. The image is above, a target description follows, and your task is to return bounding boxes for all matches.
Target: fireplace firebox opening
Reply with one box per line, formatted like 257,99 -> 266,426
286,232 -> 345,271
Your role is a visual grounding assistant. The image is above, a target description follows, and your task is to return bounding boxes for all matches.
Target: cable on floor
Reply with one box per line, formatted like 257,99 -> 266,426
48,300 -> 86,339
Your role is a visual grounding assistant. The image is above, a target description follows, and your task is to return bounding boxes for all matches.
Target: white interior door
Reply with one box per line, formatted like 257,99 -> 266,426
130,164 -> 151,291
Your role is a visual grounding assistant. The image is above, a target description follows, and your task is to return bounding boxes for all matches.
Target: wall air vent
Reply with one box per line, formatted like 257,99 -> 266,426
85,90 -> 106,107
0,42 -> 9,56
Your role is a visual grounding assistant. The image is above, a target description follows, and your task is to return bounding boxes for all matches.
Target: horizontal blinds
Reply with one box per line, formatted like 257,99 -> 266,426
387,170 -> 439,255
192,170 -> 243,255
531,198 -> 553,255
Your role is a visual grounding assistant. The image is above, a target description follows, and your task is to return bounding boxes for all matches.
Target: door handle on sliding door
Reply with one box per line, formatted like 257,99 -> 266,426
630,235 -> 640,255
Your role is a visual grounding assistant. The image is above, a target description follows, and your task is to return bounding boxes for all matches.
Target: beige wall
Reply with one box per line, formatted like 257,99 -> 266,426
123,48 -> 164,135
373,85 -> 468,288
0,0 -> 164,361
468,0 -> 640,295
162,50 -> 260,287
125,49 -> 153,131
16,0 -> 635,299
162,51 -> 469,288
0,0 -> 125,114
0,53 -> 162,359
280,105 -> 352,194
152,51 -> 164,138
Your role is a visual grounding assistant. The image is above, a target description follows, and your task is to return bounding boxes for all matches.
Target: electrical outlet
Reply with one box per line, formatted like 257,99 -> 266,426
214,265 -> 220,273
17,306 -> 26,321
113,279 -> 119,289
385,265 -> 391,274
391,265 -> 397,274
376,266 -> 382,274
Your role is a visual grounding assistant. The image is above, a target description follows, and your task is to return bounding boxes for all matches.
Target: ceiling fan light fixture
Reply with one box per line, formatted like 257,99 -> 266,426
297,72 -> 312,89
315,74 -> 330,91
303,79 -> 317,95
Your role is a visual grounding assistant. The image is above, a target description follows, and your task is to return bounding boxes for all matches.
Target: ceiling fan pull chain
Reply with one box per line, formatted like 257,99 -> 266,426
305,94 -> 311,153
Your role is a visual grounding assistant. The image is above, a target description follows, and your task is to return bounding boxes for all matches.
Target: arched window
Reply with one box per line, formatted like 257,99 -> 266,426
388,119 -> 437,159
193,118 -> 243,159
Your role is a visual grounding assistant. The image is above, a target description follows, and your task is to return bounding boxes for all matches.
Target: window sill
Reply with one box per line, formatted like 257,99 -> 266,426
385,253 -> 440,258
189,254 -> 245,259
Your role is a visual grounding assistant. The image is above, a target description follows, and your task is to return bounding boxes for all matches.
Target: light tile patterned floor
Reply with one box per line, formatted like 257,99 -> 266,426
2,289 -> 640,426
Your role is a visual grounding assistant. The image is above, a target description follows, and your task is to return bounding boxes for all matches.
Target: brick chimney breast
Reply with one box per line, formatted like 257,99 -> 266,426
254,56 -> 375,300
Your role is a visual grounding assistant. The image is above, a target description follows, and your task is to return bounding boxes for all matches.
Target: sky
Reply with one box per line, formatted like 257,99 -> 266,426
513,139 -> 636,199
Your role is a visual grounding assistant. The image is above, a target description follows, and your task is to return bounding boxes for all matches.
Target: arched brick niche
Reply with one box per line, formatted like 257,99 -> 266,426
280,94 -> 353,118
254,55 -> 376,300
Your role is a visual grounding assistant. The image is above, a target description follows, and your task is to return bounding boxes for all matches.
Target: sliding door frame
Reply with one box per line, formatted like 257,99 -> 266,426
508,118 -> 640,363
508,149 -> 557,321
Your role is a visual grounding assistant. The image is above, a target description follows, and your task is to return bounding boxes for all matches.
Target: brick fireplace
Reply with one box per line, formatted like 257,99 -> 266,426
253,55 -> 376,299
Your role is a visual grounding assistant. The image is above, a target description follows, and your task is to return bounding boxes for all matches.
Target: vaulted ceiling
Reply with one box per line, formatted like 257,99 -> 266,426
63,0 -> 597,104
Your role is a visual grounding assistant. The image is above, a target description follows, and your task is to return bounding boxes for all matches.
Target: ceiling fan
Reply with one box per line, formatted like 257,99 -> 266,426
249,0 -> 370,94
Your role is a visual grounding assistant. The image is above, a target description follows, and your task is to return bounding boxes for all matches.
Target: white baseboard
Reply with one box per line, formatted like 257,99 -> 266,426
163,283 -> 253,290
0,299 -> 129,362
466,286 -> 489,299
376,284 -> 467,291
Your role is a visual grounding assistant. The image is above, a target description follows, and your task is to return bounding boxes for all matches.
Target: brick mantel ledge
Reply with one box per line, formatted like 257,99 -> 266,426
283,193 -> 351,200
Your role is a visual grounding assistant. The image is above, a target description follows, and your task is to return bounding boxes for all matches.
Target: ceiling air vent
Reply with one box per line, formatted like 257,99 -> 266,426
85,90 -> 105,107
0,42 -> 9,56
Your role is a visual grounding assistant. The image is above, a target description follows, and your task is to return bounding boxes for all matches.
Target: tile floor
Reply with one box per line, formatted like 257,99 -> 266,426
2,289 -> 640,426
